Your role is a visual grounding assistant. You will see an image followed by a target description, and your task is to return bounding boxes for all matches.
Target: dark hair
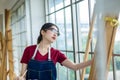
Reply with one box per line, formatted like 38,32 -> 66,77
37,23 -> 59,44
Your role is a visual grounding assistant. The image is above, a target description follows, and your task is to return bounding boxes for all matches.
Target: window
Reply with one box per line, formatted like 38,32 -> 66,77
11,3 -> 26,75
45,0 -> 120,80
46,0 -> 75,80
112,16 -> 120,80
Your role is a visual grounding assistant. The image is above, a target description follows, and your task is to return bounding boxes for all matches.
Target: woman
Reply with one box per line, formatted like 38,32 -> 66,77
16,23 -> 93,80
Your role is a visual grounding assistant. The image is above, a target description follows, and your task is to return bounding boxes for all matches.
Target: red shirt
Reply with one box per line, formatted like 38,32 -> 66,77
20,45 -> 67,65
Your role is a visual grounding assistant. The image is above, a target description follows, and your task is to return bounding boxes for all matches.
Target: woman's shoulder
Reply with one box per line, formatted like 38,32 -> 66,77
25,44 -> 37,50
27,44 -> 37,48
51,47 -> 62,54
51,47 -> 58,51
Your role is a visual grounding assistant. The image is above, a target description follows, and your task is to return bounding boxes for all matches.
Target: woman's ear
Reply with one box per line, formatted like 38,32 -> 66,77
41,30 -> 45,35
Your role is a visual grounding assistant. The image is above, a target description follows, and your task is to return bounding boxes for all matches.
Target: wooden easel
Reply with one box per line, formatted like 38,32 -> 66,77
0,32 -> 3,79
80,0 -> 120,79
7,29 -> 15,80
80,9 -> 96,80
0,9 -> 15,80
88,16 -> 119,80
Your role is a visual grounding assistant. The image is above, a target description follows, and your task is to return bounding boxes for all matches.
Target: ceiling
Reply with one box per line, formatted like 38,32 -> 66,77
0,0 -> 17,31
0,0 -> 17,13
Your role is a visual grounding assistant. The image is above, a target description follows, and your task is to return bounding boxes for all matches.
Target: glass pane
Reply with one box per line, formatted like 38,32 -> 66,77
90,0 -> 96,17
77,0 -> 89,51
48,0 -> 55,13
51,41 -> 57,48
108,61 -> 113,80
17,7 -> 21,19
17,22 -> 21,33
17,34 -> 21,46
12,12 -> 18,24
91,26 -> 97,51
67,52 -> 74,62
114,16 -> 120,54
79,53 -> 91,62
72,0 -> 75,3
65,7 -> 73,51
64,0 -> 70,6
20,4 -> 25,16
78,53 -> 91,79
67,52 -> 75,80
90,0 -> 97,51
19,18 -> 26,32
55,0 -> 63,10
58,66 -> 67,80
49,13 -> 55,23
11,12 -> 16,24
12,23 -> 17,35
20,32 -> 27,46
114,56 -> 120,80
56,10 -> 66,50
57,52 -> 67,80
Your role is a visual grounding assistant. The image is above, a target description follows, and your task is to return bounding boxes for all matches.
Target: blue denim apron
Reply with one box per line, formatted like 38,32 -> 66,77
26,45 -> 57,80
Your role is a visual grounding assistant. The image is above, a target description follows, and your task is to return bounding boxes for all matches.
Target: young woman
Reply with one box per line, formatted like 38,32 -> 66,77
16,23 -> 93,80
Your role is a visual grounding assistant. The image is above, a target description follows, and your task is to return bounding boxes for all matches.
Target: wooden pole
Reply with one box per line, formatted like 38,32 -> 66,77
1,9 -> 15,80
105,16 -> 118,74
5,9 -> 15,80
1,32 -> 7,80
0,32 -> 3,80
7,29 -> 15,80
81,8 -> 96,80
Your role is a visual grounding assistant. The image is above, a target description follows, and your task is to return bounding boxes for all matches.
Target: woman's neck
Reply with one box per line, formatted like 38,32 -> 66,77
39,40 -> 50,48
38,41 -> 50,54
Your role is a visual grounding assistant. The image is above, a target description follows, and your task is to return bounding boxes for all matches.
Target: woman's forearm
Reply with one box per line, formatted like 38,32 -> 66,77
75,60 -> 92,70
20,63 -> 27,77
62,59 -> 93,71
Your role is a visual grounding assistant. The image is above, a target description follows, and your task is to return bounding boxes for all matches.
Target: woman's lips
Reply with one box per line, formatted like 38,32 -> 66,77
52,37 -> 56,40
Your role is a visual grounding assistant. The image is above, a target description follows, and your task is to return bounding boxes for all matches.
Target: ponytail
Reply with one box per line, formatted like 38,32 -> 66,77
37,34 -> 42,44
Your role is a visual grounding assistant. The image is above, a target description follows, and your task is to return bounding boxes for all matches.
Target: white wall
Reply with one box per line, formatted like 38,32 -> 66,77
25,0 -> 45,45
0,13 -> 5,36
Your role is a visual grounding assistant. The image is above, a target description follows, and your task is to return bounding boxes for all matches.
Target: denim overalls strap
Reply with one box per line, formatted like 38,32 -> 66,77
26,45 -> 57,80
31,45 -> 39,60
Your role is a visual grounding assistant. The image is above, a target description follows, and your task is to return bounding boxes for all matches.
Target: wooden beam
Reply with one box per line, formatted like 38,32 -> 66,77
81,8 -> 96,80
7,30 -> 15,80
0,32 -> 3,80
1,9 -> 15,80
88,16 -> 119,80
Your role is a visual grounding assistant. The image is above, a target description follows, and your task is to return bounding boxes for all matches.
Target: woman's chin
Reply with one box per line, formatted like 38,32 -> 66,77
50,40 -> 55,43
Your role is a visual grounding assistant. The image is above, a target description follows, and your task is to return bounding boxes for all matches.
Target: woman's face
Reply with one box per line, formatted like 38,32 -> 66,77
42,26 -> 59,43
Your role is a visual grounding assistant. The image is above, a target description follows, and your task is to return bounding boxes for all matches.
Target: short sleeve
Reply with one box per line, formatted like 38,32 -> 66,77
20,47 -> 31,64
57,50 -> 67,64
